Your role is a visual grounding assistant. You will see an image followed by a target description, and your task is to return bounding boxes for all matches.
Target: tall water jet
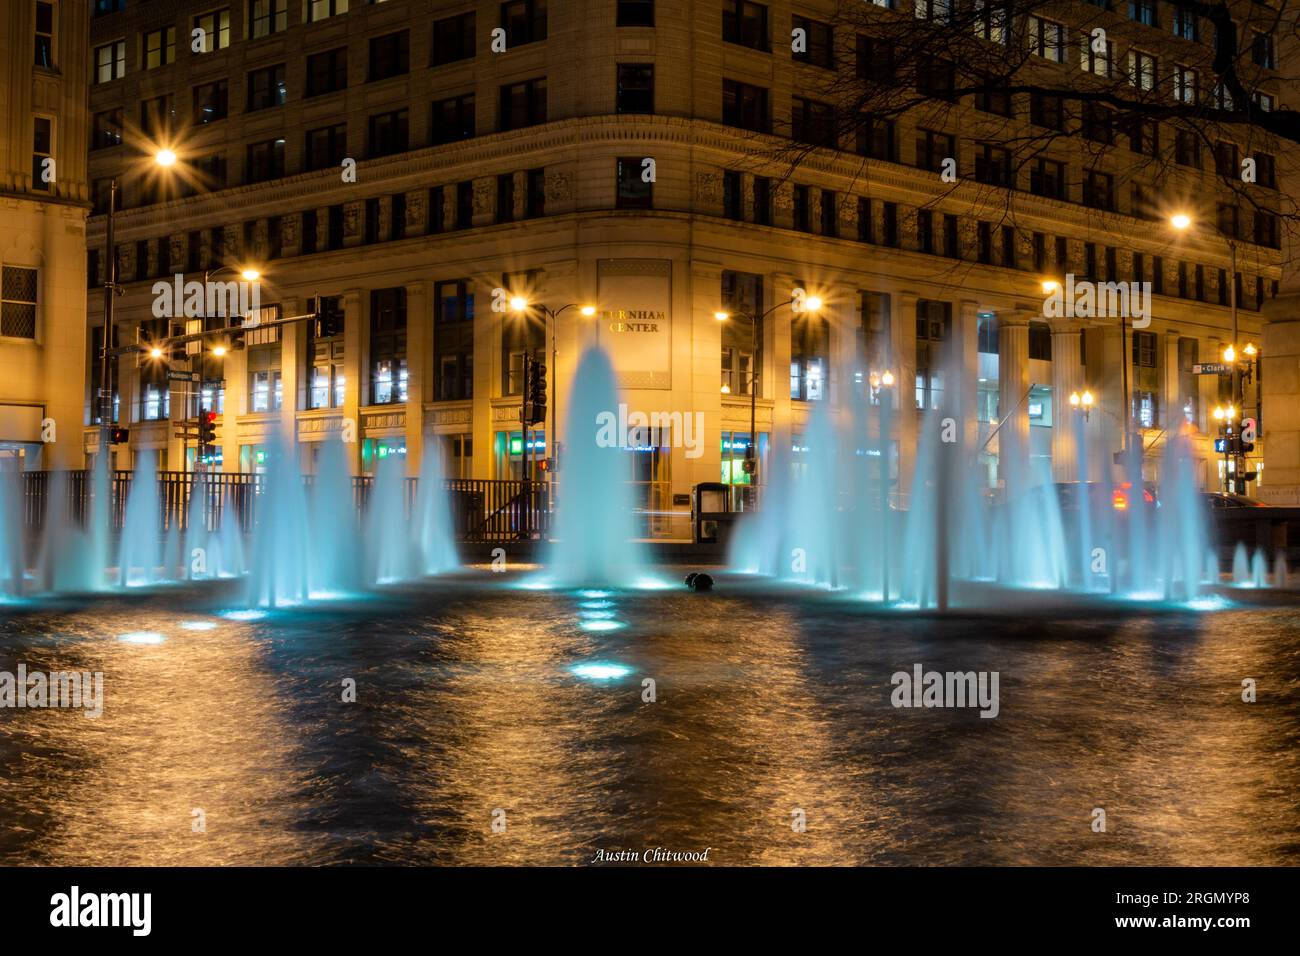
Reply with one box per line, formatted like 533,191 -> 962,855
366,453 -> 415,585
413,440 -> 458,575
1153,427 -> 1209,602
247,436 -> 311,607
1274,552 -> 1289,589
117,451 -> 164,587
35,470 -> 99,593
87,451 -> 111,591
0,468 -> 25,598
547,345 -> 648,587
182,471 -> 209,579
307,438 -> 362,594
1232,542 -> 1250,586
1251,548 -> 1269,588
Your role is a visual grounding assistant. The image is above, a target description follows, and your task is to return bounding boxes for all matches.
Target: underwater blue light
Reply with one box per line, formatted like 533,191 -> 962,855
118,631 -> 165,644
179,621 -> 218,631
570,662 -> 633,680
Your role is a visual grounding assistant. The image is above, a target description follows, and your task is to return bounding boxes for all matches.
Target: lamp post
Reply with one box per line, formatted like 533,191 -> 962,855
1171,213 -> 1250,492
97,148 -> 178,466
715,294 -> 823,488
507,298 -> 595,501
1213,404 -> 1237,493
1068,388 -> 1095,422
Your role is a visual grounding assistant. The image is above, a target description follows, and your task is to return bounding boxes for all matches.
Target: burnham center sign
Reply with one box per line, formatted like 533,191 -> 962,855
597,259 -> 672,389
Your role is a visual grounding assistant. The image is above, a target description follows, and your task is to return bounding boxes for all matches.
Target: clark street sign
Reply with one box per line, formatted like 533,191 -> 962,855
1192,363 -> 1230,375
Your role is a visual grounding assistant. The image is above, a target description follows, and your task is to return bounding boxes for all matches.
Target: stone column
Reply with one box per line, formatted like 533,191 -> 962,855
957,299 -> 980,448
404,281 -> 429,475
895,291 -> 918,495
1049,320 -> 1084,481
279,296 -> 303,443
342,288 -> 364,475
997,311 -> 1031,489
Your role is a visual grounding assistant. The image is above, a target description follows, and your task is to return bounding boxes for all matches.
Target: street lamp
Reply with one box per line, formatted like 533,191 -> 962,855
506,297 -> 596,488
715,294 -> 823,486
1069,389 -> 1095,422
97,147 -> 181,465
1171,211 -> 1248,491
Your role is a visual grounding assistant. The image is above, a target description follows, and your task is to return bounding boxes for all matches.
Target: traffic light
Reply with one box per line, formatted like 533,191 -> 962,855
198,411 -> 218,446
528,358 -> 547,425
109,427 -> 129,445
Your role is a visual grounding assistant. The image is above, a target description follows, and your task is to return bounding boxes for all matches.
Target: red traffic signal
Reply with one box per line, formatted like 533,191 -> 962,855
199,411 -> 218,445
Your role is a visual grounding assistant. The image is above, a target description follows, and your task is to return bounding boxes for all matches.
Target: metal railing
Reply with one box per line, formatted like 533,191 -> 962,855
18,471 -> 550,544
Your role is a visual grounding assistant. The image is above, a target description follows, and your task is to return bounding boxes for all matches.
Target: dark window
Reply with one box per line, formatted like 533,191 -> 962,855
857,198 -> 873,243
882,202 -> 898,247
792,16 -> 833,69
616,157 -> 652,208
1,267 -> 38,339
944,214 -> 960,258
792,98 -> 836,148
723,0 -> 769,51
1175,128 -> 1200,168
305,124 -> 347,170
617,0 -> 655,27
301,210 -> 318,254
1028,323 -> 1052,361
1178,262 -> 1189,298
1029,94 -> 1064,130
369,110 -> 409,158
427,187 -> 445,233
977,222 -> 993,264
92,108 -> 123,149
526,168 -> 546,218
35,3 -> 54,69
723,170 -> 743,220
1029,158 -> 1066,200
916,59 -> 956,100
369,31 -> 409,82
94,0 -> 126,14
917,209 -> 933,254
1171,4 -> 1198,40
193,152 -> 227,190
1254,211 -> 1279,248
139,95 -> 173,139
497,174 -> 515,224
192,81 -> 228,124
431,94 -> 476,144
499,78 -> 547,130
1256,153 -> 1276,189
1214,141 -> 1239,179
856,115 -> 895,161
501,0 -> 547,46
915,129 -> 955,172
456,181 -> 474,228
1128,117 -> 1159,156
1083,171 -> 1114,211
974,144 -> 1012,187
327,204 -> 344,250
1128,0 -> 1157,27
792,185 -> 810,232
245,138 -> 285,183
856,35 -> 894,83
247,64 -> 286,111
820,190 -> 837,237
1252,30 -> 1276,69
1153,255 -> 1164,294
753,177 -> 772,225
1216,203 -> 1240,240
974,89 -> 1013,118
369,288 -> 408,405
434,280 -> 475,401
722,80 -> 769,132
1081,103 -> 1114,144
306,47 -> 347,97
617,64 -> 654,114
432,12 -> 476,66
364,198 -> 381,244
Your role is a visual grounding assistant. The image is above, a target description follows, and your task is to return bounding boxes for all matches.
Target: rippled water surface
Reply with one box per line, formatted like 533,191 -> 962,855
1,571 -> 1297,866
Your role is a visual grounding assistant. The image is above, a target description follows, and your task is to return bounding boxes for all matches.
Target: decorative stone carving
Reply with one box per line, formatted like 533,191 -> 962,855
343,201 -> 361,239
472,178 -> 494,217
773,182 -> 793,211
169,235 -> 186,269
280,214 -> 297,247
224,224 -> 241,259
428,406 -> 472,426
695,171 -> 722,204
493,403 -> 522,422
544,170 -> 573,203
405,191 -> 425,232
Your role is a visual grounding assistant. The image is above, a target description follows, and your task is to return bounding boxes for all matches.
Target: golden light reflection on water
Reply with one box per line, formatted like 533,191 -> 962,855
1,582 -> 1297,866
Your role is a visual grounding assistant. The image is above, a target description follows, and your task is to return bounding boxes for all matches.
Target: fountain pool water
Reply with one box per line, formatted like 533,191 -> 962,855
730,352 -> 1215,611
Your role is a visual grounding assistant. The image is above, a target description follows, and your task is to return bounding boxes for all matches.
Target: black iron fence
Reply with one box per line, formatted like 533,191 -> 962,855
18,471 -> 551,544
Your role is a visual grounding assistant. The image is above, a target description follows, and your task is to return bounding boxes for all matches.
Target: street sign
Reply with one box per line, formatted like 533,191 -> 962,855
1192,363 -> 1229,375
167,370 -> 201,383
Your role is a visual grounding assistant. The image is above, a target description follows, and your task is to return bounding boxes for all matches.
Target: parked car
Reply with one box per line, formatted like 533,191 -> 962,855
1202,492 -> 1270,510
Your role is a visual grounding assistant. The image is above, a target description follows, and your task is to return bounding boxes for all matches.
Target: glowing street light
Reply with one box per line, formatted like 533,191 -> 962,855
1041,279 -> 1060,294
1170,213 -> 1192,231
154,148 -> 178,168
1223,344 -> 1236,364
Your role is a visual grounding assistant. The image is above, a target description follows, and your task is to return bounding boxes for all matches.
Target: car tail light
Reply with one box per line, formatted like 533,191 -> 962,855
1112,484 -> 1130,511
